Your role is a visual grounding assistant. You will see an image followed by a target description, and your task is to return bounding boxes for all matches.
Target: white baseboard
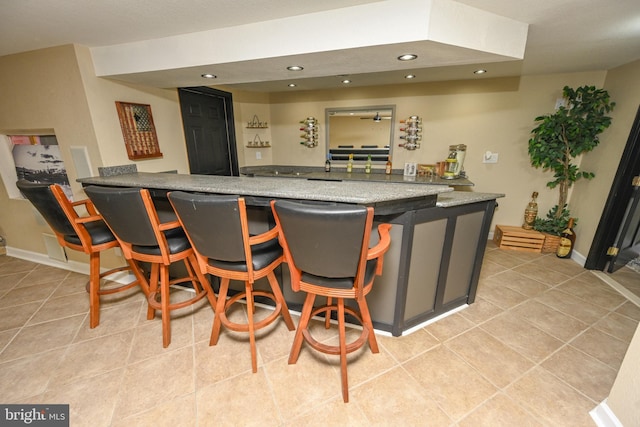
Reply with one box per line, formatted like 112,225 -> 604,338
590,399 -> 623,427
5,246 -> 136,285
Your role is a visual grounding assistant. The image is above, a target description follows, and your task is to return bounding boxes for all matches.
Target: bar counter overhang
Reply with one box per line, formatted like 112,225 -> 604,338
79,172 -> 503,336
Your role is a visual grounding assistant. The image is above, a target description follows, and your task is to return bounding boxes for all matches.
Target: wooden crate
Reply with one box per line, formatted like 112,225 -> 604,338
494,225 -> 545,253
541,233 -> 561,253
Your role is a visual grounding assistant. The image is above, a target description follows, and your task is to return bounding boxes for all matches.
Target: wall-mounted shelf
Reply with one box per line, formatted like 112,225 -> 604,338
246,114 -> 268,128
247,134 -> 270,148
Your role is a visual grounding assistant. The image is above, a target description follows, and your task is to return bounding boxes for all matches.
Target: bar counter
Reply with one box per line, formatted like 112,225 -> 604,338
79,172 -> 503,336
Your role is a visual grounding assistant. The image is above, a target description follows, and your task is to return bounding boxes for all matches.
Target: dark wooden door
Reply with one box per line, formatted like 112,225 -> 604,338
586,105 -> 640,270
608,180 -> 640,272
178,87 -> 238,176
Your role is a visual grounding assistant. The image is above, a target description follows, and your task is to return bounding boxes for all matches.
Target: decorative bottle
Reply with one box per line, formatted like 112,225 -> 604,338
522,191 -> 539,230
443,148 -> 458,178
346,153 -> 353,173
385,157 -> 392,175
365,154 -> 372,174
556,218 -> 576,258
325,154 -> 331,172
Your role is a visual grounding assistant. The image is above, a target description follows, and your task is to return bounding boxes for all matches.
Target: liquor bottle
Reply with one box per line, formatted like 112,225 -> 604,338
385,157 -> 392,175
346,153 -> 353,173
522,191 -> 538,230
556,218 -> 576,258
365,154 -> 372,174
325,154 -> 331,172
443,149 -> 458,178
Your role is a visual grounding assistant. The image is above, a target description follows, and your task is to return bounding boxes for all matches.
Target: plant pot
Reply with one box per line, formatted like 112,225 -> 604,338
542,233 -> 561,253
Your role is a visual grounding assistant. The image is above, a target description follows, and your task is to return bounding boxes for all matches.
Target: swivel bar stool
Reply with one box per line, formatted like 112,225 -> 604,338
84,185 -> 217,347
16,180 -> 146,328
168,191 -> 295,373
271,199 -> 391,402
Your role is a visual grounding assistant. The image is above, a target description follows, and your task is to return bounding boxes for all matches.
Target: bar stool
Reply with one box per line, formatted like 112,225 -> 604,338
168,191 -> 295,373
84,185 -> 217,347
271,200 -> 392,402
16,180 -> 146,328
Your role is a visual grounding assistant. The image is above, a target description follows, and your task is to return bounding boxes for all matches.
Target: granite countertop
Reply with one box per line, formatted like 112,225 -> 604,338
240,166 -> 475,186
78,172 -> 452,205
436,191 -> 505,207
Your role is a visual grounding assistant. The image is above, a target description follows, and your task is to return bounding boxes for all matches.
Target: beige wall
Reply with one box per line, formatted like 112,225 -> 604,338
571,58 -> 640,255
265,72 -> 609,237
74,45 -> 191,174
0,45 -> 100,256
607,323 -> 640,426
0,45 -> 192,265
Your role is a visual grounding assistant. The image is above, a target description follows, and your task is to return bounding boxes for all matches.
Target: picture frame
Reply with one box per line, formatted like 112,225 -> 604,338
115,101 -> 163,160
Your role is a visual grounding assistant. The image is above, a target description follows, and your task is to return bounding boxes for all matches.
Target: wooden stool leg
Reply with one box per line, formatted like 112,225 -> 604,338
337,298 -> 349,403
88,252 -> 101,328
245,281 -> 258,373
189,254 -> 217,309
266,272 -> 295,330
129,259 -> 150,296
325,297 -> 333,329
160,265 -> 171,348
210,278 -> 230,346
289,292 -> 316,364
147,264 -> 160,320
357,295 -> 379,353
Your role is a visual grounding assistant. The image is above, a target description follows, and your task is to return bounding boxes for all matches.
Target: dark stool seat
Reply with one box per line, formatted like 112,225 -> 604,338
169,192 -> 295,373
16,180 -> 146,328
271,199 -> 392,402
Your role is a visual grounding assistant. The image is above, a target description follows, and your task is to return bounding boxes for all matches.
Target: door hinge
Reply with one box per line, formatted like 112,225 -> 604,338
607,246 -> 619,256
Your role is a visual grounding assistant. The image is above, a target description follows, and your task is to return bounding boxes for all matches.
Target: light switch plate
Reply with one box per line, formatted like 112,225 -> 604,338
256,151 -> 262,160
483,151 -> 499,163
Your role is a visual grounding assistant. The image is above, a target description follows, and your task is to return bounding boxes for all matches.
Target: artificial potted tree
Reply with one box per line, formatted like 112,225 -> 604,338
528,85 -> 615,251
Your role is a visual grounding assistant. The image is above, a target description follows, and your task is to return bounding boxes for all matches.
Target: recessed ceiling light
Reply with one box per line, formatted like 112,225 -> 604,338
342,79 -> 351,84
398,54 -> 417,61
405,74 -> 416,79
288,83 -> 297,87
287,66 -> 304,71
473,69 -> 487,75
201,73 -> 217,79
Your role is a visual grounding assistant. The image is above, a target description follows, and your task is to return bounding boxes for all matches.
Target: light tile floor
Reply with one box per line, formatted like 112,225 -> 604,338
0,241 -> 638,426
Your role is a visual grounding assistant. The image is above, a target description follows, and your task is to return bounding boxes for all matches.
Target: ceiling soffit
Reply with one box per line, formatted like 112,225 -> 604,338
91,0 -> 528,89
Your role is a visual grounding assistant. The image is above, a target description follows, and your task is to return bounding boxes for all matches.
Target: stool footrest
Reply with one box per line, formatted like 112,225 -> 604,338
301,305 -> 370,356
219,291 -> 282,333
147,288 -> 209,311
86,265 -> 141,296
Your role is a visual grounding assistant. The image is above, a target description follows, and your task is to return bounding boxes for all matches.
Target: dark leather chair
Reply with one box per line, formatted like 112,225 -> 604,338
16,180 -> 145,328
84,185 -> 217,347
271,200 -> 392,402
168,191 -> 295,373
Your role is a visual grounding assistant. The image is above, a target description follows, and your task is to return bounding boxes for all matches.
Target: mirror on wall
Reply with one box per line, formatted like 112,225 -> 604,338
325,105 -> 395,162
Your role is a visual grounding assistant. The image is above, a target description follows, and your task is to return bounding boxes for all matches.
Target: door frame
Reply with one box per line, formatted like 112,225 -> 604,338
585,105 -> 640,270
178,86 -> 240,176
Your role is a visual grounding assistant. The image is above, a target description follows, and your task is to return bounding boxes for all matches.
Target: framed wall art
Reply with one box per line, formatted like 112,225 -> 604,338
115,101 -> 163,160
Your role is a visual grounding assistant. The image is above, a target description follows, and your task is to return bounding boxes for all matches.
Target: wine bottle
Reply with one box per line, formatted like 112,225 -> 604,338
385,158 -> 392,175
365,154 -> 372,174
556,218 -> 576,258
346,153 -> 353,173
325,154 -> 331,172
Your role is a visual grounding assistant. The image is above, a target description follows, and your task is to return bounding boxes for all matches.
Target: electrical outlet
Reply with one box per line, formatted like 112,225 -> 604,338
256,151 -> 262,160
483,151 -> 499,163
